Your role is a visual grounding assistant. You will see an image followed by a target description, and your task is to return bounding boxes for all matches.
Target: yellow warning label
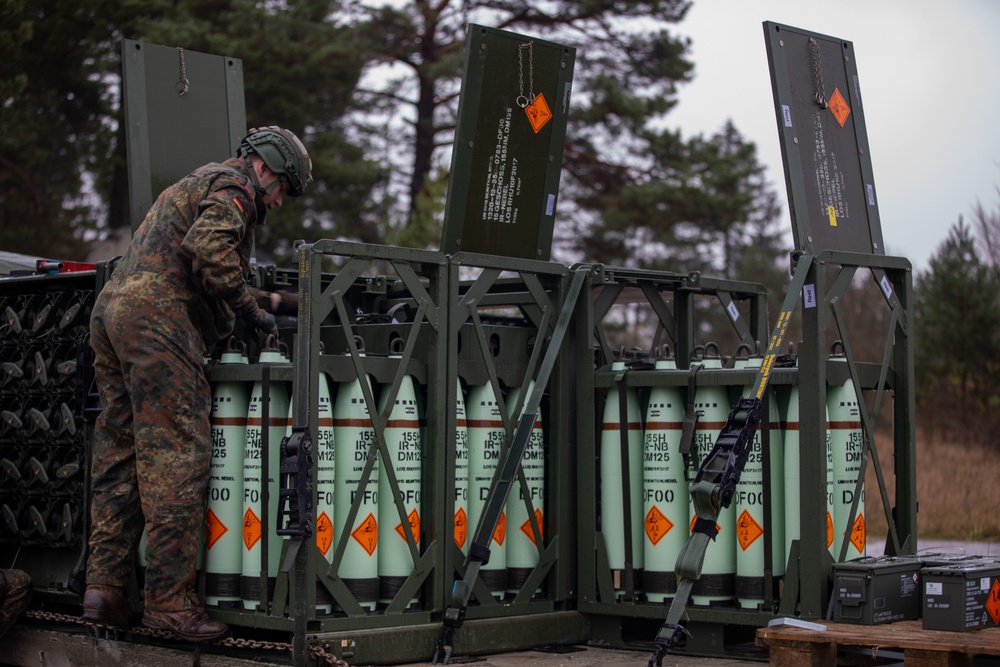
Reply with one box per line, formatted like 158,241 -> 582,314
829,87 -> 851,127
493,511 -> 507,547
352,512 -> 379,556
644,505 -> 675,546
520,508 -> 544,546
316,511 -> 333,557
453,507 -> 468,550
395,508 -> 421,544
850,513 -> 866,554
987,579 -> 1000,625
243,507 -> 261,552
827,205 -> 838,227
205,508 -> 228,550
525,92 -> 553,133
826,511 -> 834,549
737,509 -> 764,552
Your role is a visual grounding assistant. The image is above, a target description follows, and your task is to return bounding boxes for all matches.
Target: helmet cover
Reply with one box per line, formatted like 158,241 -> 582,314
238,126 -> 313,197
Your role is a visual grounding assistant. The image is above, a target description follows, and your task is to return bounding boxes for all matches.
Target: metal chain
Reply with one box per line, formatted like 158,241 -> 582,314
177,47 -> 190,96
808,37 -> 827,108
516,42 -> 534,108
309,642 -> 350,666
24,609 -> 349,666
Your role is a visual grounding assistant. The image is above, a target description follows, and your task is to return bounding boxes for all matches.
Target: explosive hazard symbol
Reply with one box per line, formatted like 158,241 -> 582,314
987,579 -> 1000,625
644,506 -> 675,546
395,509 -> 421,544
850,513 -> 866,554
829,87 -> 851,128
453,507 -> 468,550
520,508 -> 545,546
205,508 -> 228,550
316,511 -> 333,557
737,509 -> 764,552
352,513 -> 379,556
525,92 -> 553,134
826,511 -> 834,549
243,507 -> 262,551
493,512 -> 507,547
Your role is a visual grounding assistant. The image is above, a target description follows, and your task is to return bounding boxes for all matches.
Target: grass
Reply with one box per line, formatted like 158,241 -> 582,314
865,423 -> 1000,542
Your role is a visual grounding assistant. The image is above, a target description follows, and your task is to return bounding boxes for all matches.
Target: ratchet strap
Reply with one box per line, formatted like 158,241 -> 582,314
648,255 -> 812,667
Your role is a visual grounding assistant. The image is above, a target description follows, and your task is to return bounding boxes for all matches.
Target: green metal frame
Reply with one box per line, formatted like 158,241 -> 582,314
204,243 -> 448,667
587,266 -> 768,368
786,250 -> 916,620
576,265 -> 778,655
0,246 -> 917,665
751,17 -> 916,637
203,244 -> 589,664
445,251 -> 578,618
575,253 -> 916,657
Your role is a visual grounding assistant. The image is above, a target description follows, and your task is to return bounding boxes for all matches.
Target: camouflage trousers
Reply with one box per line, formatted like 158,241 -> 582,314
87,286 -> 212,613
0,569 -> 31,639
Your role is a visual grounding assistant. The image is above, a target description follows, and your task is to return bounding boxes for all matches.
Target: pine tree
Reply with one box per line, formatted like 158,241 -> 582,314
915,218 -> 1000,427
2,0 -> 787,284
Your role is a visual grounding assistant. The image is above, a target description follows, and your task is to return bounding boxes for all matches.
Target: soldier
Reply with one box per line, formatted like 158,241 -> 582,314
82,127 -> 312,641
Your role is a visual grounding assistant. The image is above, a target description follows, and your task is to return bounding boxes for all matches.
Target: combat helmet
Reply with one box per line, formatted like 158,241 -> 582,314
238,126 -> 313,197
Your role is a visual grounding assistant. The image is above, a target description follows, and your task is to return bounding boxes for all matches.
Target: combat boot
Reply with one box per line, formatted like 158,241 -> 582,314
143,605 -> 229,642
0,569 -> 32,638
82,584 -> 135,627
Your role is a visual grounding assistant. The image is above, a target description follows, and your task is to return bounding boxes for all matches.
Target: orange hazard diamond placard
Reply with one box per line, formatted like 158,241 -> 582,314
454,507 -> 468,549
644,505 -> 675,546
493,511 -> 507,546
352,512 -> 379,556
850,513 -> 866,554
243,507 -> 262,551
826,511 -> 834,549
395,508 -> 421,544
987,579 -> 1000,625
829,87 -> 851,127
316,511 -> 334,557
520,508 -> 544,546
205,508 -> 228,550
525,92 -> 553,133
737,509 -> 764,552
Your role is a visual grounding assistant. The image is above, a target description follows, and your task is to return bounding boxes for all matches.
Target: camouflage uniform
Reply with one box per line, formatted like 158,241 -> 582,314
87,157 -> 265,613
0,569 -> 31,639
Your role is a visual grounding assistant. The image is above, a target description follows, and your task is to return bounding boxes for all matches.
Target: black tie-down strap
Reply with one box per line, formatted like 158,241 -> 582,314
648,255 -> 813,667
647,397 -> 762,667
691,397 -> 763,508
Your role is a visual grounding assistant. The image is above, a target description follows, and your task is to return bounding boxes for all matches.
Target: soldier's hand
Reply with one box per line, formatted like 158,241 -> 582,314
240,304 -> 278,339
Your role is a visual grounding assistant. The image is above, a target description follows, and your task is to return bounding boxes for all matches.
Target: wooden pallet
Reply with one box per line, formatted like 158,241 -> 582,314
756,619 -> 1000,666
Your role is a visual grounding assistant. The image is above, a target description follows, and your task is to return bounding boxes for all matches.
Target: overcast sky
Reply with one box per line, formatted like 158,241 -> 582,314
667,0 -> 1000,274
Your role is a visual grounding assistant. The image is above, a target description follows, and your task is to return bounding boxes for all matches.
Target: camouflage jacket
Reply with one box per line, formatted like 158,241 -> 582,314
100,157 -> 264,346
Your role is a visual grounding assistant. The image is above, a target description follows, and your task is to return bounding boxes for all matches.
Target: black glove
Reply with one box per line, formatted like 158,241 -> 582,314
240,303 -> 277,340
